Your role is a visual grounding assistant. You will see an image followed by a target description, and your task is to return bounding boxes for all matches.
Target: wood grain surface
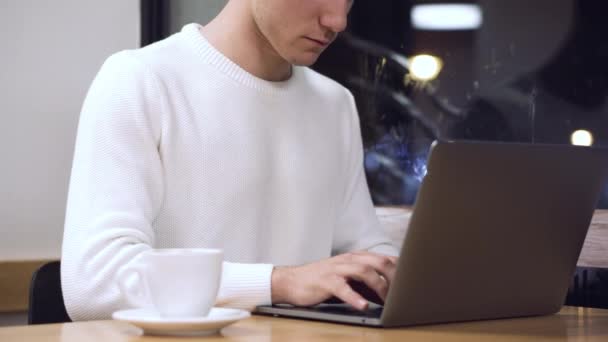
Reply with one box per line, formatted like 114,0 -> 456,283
0,260 -> 55,313
1,307 -> 608,342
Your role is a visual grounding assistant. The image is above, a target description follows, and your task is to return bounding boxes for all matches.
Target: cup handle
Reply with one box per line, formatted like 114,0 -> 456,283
115,262 -> 151,308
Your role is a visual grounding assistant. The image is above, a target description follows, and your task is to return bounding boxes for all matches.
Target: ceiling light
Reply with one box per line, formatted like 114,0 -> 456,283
411,4 -> 483,30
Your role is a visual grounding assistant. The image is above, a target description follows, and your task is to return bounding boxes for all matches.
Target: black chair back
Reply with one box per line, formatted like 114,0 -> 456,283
565,266 -> 608,309
28,261 -> 71,324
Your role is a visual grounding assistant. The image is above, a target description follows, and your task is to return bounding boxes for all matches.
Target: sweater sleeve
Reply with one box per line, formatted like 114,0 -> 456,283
61,52 -> 272,321
331,91 -> 400,257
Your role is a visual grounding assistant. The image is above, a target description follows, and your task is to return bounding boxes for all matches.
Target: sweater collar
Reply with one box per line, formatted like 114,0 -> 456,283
180,23 -> 300,95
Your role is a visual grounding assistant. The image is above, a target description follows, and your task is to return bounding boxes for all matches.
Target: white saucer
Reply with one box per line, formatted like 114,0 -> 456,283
112,307 -> 250,336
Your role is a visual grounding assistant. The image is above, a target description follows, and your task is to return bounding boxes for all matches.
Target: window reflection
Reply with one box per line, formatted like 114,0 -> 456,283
314,0 -> 608,207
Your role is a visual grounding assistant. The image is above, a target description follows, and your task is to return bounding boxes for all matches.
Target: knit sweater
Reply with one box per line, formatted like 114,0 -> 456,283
61,23 -> 397,321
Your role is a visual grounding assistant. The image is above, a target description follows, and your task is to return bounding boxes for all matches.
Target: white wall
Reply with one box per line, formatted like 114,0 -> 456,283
0,0 -> 140,260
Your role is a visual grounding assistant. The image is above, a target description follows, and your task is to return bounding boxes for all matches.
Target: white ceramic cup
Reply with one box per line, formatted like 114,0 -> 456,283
116,248 -> 223,318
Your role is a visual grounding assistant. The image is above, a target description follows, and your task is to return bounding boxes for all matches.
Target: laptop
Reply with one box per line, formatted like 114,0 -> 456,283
254,140 -> 608,327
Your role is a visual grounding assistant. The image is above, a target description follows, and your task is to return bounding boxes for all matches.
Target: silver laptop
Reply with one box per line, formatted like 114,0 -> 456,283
255,140 -> 608,327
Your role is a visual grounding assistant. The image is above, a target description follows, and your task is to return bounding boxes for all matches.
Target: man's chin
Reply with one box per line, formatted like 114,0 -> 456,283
289,52 -> 323,67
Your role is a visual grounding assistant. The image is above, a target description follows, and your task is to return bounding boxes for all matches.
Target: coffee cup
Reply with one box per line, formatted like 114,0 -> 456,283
116,248 -> 223,318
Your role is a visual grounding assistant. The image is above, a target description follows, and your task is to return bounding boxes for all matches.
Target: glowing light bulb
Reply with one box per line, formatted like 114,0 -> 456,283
409,54 -> 443,81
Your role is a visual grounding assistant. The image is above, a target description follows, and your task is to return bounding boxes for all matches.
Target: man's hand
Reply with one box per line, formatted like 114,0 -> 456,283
271,251 -> 398,310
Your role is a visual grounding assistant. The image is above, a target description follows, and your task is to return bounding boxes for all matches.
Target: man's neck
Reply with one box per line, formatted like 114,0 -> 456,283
199,1 -> 292,82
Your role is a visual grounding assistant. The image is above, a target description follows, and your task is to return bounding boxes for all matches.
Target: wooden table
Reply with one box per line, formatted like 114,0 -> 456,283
2,307 -> 608,341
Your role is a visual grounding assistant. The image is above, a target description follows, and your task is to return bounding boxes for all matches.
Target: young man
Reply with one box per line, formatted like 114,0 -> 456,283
61,0 -> 399,321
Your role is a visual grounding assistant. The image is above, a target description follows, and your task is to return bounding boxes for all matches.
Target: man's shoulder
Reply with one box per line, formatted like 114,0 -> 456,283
102,32 -> 189,79
298,67 -> 352,102
133,32 -> 188,69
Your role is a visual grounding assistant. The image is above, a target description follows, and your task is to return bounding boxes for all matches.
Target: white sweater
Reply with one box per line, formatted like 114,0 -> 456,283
61,23 -> 397,321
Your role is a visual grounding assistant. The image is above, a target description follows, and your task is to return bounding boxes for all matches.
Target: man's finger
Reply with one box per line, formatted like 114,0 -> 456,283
338,263 -> 389,302
348,252 -> 397,285
330,278 -> 368,311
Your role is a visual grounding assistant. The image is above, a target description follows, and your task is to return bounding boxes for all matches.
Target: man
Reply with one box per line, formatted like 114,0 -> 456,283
61,0 -> 398,321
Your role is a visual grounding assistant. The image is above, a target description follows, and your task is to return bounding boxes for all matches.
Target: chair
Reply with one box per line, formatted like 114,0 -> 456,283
28,261 -> 71,324
565,266 -> 608,309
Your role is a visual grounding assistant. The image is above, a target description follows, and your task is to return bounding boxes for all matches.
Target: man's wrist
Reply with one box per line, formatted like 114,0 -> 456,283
271,266 -> 291,304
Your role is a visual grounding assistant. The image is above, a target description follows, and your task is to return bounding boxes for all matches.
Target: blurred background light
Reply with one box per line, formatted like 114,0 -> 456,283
411,4 -> 483,30
571,129 -> 594,146
409,54 -> 443,81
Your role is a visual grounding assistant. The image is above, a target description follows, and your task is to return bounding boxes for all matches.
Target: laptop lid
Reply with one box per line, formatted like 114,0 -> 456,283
257,140 -> 608,327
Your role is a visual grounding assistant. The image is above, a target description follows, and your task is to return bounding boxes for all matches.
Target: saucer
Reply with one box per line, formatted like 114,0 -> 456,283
112,307 -> 250,336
